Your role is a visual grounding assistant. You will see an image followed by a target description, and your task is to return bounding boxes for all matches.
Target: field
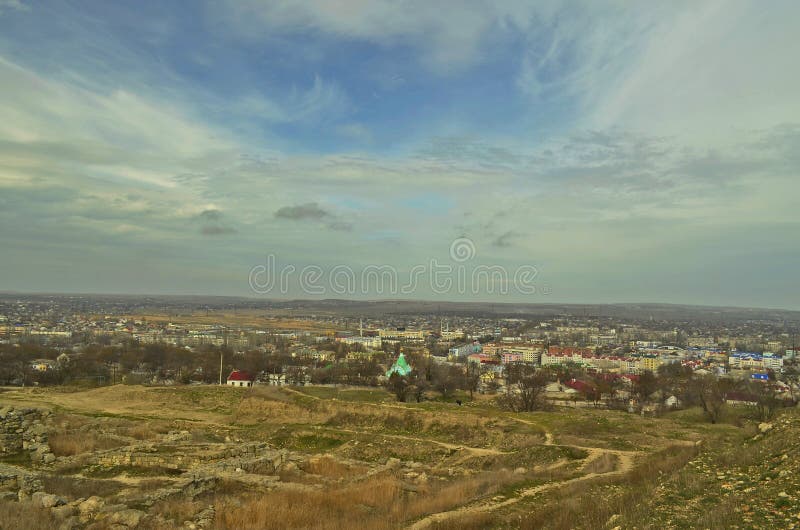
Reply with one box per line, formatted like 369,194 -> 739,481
0,384 -> 797,529
113,309 -> 339,332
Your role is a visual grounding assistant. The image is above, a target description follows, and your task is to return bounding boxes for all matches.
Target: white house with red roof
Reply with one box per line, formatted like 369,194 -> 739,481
227,370 -> 254,387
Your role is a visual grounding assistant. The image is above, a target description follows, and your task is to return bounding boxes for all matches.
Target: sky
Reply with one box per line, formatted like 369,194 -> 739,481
0,0 -> 799,308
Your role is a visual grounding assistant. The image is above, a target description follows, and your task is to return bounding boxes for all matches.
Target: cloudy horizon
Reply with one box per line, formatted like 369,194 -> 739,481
1,1 -> 799,309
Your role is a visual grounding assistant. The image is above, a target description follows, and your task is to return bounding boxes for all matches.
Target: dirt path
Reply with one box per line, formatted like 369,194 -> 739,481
504,414 -> 555,445
407,445 -> 639,530
408,438 -> 707,529
290,387 -> 512,461
325,426 -> 509,458
407,442 -> 644,529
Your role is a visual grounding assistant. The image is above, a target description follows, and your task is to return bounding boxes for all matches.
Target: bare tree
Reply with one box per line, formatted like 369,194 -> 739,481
748,380 -> 782,422
432,364 -> 463,400
464,362 -> 481,399
688,375 -> 734,424
385,373 -> 411,402
499,365 -> 550,412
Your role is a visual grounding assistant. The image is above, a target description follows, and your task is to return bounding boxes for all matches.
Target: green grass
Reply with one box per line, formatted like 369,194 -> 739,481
267,426 -> 349,453
84,465 -> 184,478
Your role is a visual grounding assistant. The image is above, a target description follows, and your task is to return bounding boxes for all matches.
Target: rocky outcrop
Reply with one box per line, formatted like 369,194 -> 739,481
0,406 -> 55,464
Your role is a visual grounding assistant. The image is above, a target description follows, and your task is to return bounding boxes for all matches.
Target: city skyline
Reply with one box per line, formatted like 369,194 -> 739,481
1,1 -> 799,309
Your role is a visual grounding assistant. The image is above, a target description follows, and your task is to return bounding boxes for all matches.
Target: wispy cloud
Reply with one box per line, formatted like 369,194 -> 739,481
0,1 -> 798,306
236,75 -> 351,125
0,0 -> 27,15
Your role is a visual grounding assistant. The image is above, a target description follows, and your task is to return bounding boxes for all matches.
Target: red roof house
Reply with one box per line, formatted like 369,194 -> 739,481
227,370 -> 254,387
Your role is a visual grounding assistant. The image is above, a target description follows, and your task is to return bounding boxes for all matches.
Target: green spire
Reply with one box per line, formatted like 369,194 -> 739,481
386,352 -> 413,377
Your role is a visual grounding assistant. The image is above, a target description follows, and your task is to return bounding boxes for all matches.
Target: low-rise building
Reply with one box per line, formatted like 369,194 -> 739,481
226,370 -> 254,387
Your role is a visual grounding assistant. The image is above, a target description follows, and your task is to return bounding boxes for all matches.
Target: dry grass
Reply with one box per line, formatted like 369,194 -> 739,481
401,470 -> 516,521
41,474 -> 124,500
581,452 -> 618,474
214,468 -> 525,530
150,498 -> 205,524
0,500 -> 60,528
302,456 -> 363,478
234,395 -> 331,425
48,432 -> 126,456
126,422 -> 164,441
517,444 -> 700,530
214,476 -> 400,530
431,512 -> 494,529
138,478 -> 175,490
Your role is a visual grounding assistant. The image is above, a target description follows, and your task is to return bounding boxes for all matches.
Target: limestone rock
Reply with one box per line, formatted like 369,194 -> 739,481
107,508 -> 146,527
51,504 -> 77,520
385,457 -> 401,469
32,491 -> 66,508
78,495 -> 105,514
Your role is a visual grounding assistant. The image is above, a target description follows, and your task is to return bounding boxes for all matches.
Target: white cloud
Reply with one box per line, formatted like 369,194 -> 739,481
0,55 -> 240,190
586,2 -> 800,144
213,0 -> 544,71
0,0 -> 27,15
235,75 -> 351,124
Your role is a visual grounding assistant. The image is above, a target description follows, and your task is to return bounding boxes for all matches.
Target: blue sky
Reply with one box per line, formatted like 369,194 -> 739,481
0,0 -> 799,308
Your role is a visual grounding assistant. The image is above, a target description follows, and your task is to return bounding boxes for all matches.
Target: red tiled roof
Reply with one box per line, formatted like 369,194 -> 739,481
227,370 -> 254,381
563,378 -> 595,393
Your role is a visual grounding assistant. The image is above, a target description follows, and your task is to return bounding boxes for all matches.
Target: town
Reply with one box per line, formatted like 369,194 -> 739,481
2,0 -> 799,527
2,295 -> 798,420
1,295 -> 800,529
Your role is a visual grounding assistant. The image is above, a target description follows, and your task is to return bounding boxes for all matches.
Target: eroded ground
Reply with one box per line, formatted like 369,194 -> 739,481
0,385 -> 795,529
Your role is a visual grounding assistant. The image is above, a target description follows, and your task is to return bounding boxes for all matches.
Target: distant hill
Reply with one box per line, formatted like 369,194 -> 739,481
2,293 -> 800,323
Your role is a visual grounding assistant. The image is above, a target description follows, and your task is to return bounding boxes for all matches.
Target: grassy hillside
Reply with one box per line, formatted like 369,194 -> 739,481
0,385 -> 796,529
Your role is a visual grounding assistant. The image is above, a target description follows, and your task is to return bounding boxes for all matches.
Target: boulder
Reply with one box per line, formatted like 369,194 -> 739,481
758,422 -> 773,434
100,503 -> 128,514
32,491 -> 65,508
385,457 -> 402,469
51,504 -> 77,520
107,508 -> 146,527
78,495 -> 105,514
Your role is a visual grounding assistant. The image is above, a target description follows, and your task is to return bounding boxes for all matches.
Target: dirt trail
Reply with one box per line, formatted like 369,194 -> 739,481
327,426 -> 509,458
405,413 -> 653,530
504,414 -> 554,445
407,445 -> 640,530
409,437 -> 706,529
290,387 -> 511,461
